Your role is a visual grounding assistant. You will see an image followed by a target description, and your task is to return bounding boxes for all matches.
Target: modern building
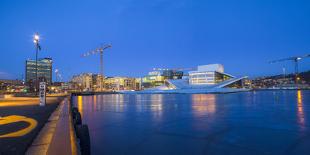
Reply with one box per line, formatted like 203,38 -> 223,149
142,71 -> 165,88
131,64 -> 250,94
188,64 -> 232,85
163,70 -> 183,80
92,74 -> 104,91
104,77 -> 140,91
71,73 -> 93,91
25,58 -> 53,87
71,73 -> 106,91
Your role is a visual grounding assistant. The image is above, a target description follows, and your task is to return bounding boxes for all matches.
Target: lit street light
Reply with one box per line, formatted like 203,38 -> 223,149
33,32 -> 41,95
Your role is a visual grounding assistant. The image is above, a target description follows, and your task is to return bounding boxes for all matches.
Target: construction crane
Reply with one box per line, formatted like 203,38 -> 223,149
82,44 -> 112,91
269,54 -> 310,83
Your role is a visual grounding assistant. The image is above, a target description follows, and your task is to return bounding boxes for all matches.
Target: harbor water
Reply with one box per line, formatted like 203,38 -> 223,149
72,90 -> 310,155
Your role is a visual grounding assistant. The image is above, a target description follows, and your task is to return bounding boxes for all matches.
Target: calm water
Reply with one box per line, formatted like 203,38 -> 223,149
72,90 -> 310,155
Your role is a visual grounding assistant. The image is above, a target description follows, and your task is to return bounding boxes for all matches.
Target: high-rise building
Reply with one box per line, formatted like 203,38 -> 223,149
25,58 -> 53,86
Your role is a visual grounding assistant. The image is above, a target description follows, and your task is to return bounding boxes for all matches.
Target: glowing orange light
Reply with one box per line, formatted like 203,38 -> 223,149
77,96 -> 83,117
297,90 -> 304,127
192,94 -> 216,116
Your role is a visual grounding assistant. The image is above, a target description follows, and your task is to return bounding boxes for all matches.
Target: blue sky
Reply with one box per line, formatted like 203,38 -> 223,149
0,0 -> 309,81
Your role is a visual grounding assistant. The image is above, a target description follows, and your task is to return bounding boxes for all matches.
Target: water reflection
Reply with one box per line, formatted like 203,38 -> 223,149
150,94 -> 163,121
77,96 -> 83,117
297,90 -> 305,128
93,95 -> 97,111
112,94 -> 125,112
191,94 -> 216,116
150,94 -> 163,112
135,95 -> 143,112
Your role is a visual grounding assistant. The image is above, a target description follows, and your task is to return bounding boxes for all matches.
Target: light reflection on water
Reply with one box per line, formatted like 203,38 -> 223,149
191,94 -> 216,116
74,91 -> 309,128
150,94 -> 163,121
297,90 -> 305,128
112,94 -> 125,112
73,91 -> 310,154
77,96 -> 83,117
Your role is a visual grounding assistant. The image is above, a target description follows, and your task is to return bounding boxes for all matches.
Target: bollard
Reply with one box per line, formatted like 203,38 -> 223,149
77,124 -> 91,155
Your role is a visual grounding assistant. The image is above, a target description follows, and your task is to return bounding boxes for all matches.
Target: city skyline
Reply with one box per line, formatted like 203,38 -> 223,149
1,0 -> 310,81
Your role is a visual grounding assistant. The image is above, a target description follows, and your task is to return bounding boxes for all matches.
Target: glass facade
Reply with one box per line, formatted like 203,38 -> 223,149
163,70 -> 183,79
189,72 -> 215,85
189,71 -> 233,85
142,75 -> 165,88
104,77 -> 138,90
26,58 -> 52,85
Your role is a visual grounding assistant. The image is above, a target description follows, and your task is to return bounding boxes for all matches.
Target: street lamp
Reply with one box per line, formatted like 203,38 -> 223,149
33,32 -> 41,95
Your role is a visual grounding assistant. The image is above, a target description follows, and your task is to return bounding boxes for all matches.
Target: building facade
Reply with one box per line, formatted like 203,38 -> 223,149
71,73 -> 93,91
104,77 -> 139,91
189,64 -> 232,85
162,70 -> 183,79
71,73 -> 110,91
26,58 -> 53,86
142,71 -> 165,88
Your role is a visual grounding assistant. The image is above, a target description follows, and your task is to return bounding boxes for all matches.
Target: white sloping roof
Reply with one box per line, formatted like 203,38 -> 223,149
213,76 -> 248,88
166,76 -> 248,89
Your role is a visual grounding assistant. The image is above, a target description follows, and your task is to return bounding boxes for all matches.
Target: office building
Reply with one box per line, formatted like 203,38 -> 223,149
25,58 -> 53,86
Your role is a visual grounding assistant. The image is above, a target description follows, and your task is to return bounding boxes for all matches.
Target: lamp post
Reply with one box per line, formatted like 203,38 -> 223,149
33,33 -> 40,95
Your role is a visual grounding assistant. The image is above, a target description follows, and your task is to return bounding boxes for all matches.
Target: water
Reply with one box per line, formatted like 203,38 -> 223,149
72,90 -> 310,155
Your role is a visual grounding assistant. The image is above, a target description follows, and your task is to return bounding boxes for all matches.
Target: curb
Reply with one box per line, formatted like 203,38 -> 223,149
26,98 -> 65,155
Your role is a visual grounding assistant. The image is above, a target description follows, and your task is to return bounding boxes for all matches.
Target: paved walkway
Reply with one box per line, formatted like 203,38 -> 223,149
0,96 -> 63,155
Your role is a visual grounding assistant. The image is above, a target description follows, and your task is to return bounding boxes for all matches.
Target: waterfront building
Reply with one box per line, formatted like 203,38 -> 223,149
25,58 -> 53,87
142,71 -> 165,88
92,74 -> 103,91
130,64 -> 250,94
104,77 -> 139,91
71,73 -> 93,91
188,64 -> 232,85
163,70 -> 183,79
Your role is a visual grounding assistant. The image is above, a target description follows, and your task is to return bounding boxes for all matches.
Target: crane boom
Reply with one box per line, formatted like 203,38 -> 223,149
82,44 -> 112,91
269,54 -> 310,64
82,44 -> 112,57
269,57 -> 296,64
269,54 -> 310,84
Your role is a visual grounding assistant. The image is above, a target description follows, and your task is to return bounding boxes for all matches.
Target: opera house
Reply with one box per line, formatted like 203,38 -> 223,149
134,64 -> 250,94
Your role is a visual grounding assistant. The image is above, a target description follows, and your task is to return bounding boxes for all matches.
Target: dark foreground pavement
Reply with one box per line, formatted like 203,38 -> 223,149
0,97 -> 64,155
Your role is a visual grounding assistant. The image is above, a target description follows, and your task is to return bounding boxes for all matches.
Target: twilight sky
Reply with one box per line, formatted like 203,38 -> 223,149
0,0 -> 309,81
